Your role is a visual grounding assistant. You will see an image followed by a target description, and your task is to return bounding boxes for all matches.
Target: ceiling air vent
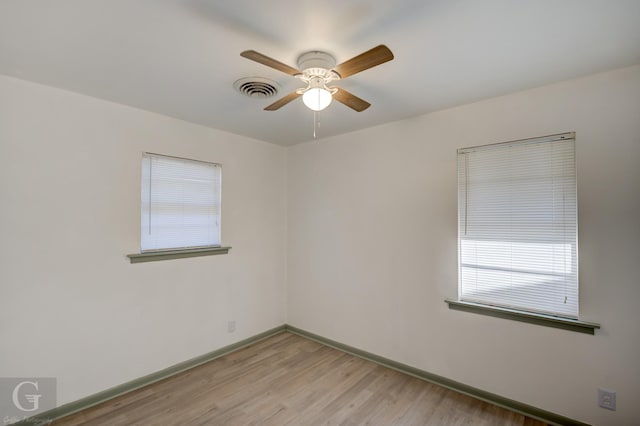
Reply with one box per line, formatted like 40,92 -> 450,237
234,77 -> 279,98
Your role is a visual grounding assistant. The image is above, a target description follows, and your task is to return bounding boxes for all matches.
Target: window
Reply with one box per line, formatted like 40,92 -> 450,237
140,153 -> 221,252
457,132 -> 577,319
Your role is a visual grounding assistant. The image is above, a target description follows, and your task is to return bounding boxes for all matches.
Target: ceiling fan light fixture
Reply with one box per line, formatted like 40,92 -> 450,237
241,45 -> 393,112
302,87 -> 332,111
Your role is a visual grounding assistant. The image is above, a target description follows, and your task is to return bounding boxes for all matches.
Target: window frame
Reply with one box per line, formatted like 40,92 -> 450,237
127,152 -> 230,263
447,132 -> 599,334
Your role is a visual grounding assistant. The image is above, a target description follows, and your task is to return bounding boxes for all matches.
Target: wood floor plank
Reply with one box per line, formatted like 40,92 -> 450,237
54,332 -> 547,426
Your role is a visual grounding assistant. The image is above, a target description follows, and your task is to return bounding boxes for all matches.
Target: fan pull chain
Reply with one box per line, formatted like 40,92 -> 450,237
313,111 -> 321,139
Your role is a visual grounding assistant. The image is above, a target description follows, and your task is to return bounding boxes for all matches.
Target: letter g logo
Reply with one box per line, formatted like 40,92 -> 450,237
12,381 -> 42,412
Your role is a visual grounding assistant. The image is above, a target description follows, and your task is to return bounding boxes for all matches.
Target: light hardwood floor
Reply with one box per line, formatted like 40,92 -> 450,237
54,332 -> 547,425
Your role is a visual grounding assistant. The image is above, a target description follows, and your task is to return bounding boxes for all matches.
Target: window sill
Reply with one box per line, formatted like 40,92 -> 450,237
127,247 -> 231,264
445,299 -> 600,335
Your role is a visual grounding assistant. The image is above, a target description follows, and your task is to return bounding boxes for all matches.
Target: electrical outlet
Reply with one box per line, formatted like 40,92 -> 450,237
227,320 -> 236,333
598,388 -> 616,411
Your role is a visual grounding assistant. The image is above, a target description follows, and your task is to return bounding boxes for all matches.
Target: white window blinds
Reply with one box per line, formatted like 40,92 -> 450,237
457,133 -> 578,318
141,153 -> 221,252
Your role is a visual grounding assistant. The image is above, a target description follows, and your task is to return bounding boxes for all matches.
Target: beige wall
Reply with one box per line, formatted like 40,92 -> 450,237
0,75 -> 287,405
286,65 -> 640,425
2,64 -> 639,425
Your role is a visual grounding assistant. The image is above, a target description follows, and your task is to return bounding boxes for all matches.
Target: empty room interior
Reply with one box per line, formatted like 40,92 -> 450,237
1,1 -> 639,425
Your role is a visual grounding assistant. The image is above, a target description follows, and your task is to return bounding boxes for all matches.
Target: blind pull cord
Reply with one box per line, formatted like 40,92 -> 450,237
148,159 -> 153,235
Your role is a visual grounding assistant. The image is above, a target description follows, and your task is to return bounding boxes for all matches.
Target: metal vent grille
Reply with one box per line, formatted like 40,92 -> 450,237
234,77 -> 279,98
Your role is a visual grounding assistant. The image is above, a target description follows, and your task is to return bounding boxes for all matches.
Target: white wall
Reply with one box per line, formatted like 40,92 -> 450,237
287,65 -> 640,425
2,64 -> 639,425
0,75 -> 287,405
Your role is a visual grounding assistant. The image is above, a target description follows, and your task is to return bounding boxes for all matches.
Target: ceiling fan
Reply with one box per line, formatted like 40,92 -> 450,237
240,45 -> 394,112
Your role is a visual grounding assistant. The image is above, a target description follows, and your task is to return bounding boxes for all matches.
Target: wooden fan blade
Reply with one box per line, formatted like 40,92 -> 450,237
264,91 -> 302,111
332,88 -> 371,112
332,45 -> 394,79
240,50 -> 300,76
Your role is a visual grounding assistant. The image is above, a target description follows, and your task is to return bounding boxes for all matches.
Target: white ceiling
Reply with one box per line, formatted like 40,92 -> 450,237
1,1 -> 639,146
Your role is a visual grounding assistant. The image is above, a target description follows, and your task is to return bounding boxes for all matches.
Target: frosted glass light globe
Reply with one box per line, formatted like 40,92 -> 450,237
303,88 -> 332,111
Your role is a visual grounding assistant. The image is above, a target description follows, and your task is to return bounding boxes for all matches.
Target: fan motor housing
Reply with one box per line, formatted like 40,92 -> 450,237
297,51 -> 336,72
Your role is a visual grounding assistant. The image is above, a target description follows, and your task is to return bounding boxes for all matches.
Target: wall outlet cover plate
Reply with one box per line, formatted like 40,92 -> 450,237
598,388 -> 616,411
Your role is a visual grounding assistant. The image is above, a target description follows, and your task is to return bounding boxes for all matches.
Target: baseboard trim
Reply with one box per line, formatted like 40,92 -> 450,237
284,324 -> 589,426
16,325 -> 286,425
18,323 -> 587,426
